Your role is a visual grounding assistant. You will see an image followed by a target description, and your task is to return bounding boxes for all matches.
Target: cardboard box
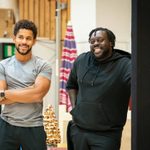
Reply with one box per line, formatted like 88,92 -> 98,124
0,9 -> 15,38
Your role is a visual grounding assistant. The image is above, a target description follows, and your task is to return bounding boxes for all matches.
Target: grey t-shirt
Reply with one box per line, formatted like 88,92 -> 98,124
0,55 -> 52,127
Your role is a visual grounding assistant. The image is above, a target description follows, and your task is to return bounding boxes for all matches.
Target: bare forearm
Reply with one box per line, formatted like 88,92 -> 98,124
0,85 -> 36,105
5,86 -> 49,103
0,76 -> 51,104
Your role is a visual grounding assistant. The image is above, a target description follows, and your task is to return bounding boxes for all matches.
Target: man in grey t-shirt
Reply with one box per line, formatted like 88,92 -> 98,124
0,20 -> 52,150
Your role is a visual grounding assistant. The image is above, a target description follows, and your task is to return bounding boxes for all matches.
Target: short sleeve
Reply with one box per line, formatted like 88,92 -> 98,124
0,63 -> 6,80
38,60 -> 52,81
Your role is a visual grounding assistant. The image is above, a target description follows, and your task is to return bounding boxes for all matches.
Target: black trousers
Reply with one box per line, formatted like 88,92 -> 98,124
0,118 -> 47,150
68,121 -> 122,150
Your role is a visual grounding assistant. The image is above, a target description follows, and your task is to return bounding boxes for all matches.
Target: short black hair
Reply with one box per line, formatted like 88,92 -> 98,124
13,19 -> 37,39
88,27 -> 116,48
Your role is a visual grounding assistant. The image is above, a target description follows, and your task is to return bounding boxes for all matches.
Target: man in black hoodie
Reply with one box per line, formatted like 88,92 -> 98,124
66,27 -> 131,150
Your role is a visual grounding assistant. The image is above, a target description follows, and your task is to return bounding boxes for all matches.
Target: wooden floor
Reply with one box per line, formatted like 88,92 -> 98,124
120,119 -> 131,150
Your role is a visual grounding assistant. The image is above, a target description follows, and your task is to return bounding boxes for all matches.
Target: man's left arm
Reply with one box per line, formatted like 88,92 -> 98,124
122,59 -> 131,86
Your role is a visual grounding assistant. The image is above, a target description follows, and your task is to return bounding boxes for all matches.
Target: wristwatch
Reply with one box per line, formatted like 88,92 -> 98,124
0,90 -> 5,101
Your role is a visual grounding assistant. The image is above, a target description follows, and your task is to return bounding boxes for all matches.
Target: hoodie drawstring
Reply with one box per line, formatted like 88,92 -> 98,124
80,65 -> 100,86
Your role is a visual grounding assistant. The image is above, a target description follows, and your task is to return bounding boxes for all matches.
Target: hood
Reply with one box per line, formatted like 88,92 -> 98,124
80,49 -> 131,86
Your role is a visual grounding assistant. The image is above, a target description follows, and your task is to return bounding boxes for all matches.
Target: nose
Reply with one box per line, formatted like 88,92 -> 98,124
93,40 -> 101,47
22,38 -> 27,43
22,38 -> 27,42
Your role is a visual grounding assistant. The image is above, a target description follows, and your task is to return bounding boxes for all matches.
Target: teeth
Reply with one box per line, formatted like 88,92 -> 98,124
20,46 -> 28,48
94,48 -> 100,53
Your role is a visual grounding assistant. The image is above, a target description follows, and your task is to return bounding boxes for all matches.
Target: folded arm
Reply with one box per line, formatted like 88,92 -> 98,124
0,76 -> 51,104
0,80 -> 14,105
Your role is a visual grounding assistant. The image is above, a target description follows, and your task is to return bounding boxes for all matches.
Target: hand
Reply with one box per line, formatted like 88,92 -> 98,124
0,97 -> 5,102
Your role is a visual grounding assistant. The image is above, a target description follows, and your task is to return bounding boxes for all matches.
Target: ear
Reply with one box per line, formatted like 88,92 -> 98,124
110,42 -> 113,47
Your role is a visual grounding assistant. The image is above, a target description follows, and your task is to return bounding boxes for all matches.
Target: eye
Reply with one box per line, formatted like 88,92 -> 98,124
96,39 -> 100,43
26,37 -> 32,41
89,39 -> 95,44
17,35 -> 24,40
89,38 -> 104,44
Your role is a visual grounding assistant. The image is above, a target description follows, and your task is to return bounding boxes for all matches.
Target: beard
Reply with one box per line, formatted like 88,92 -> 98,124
16,46 -> 32,55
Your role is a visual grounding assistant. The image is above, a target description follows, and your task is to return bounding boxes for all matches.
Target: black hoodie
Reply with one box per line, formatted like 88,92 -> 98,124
66,49 -> 131,131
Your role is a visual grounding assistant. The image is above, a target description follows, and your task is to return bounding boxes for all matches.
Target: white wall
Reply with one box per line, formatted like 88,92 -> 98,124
96,0 -> 131,52
71,0 -> 96,55
71,0 -> 131,54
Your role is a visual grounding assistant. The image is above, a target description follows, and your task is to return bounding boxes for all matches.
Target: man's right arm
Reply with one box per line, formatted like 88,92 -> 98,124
0,80 -> 14,105
67,89 -> 78,108
66,58 -> 79,108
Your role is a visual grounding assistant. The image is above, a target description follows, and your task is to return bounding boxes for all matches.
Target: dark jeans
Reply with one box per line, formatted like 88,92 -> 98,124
0,118 -> 47,150
68,122 -> 122,150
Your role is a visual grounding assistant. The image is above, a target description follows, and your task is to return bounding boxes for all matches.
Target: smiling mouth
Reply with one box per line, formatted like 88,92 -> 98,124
19,45 -> 29,49
94,47 -> 102,52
